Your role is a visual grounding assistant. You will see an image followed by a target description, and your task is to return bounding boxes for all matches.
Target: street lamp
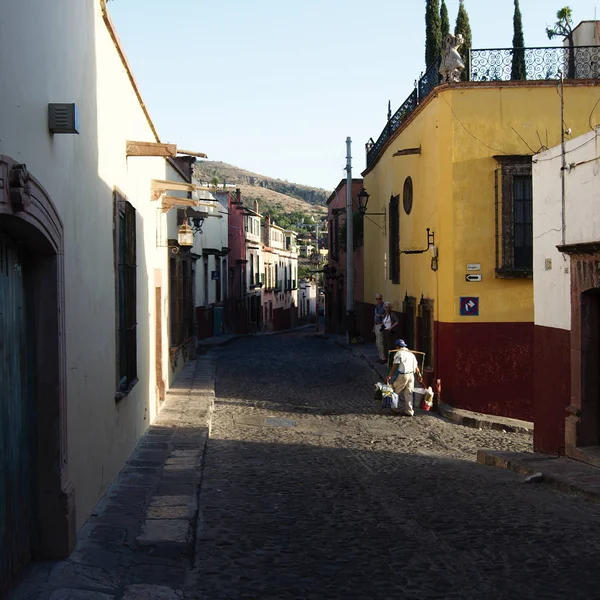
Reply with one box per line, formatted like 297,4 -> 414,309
190,216 -> 205,235
177,222 -> 194,247
357,187 -> 370,217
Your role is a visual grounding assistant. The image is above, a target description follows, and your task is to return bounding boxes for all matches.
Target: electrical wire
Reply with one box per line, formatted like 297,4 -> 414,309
440,95 -> 509,154
589,95 -> 600,131
532,134 -> 597,162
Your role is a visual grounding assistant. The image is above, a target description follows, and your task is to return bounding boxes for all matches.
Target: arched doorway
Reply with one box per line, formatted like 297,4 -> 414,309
0,157 -> 75,594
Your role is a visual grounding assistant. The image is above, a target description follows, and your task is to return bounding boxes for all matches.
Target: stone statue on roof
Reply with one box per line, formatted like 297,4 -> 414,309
440,33 -> 466,83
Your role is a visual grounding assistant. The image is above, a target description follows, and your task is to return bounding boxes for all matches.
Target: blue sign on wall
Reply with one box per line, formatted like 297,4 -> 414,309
460,296 -> 479,316
211,271 -> 220,280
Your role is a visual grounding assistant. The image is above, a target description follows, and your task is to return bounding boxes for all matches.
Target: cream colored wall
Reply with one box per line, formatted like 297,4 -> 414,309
0,1 -> 182,527
533,129 -> 600,330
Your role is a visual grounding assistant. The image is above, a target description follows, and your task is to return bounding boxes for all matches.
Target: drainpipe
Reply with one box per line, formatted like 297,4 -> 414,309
345,137 -> 354,344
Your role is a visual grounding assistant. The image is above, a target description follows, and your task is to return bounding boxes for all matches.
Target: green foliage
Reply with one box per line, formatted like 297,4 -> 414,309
440,0 -> 450,42
425,0 -> 442,67
546,6 -> 574,40
546,6 -> 575,77
338,212 -> 364,253
512,0 -> 526,80
250,198 -> 318,233
454,0 -> 472,80
298,265 -> 312,280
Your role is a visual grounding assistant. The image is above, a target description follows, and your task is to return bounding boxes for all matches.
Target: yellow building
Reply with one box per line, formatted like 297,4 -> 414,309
362,57 -> 600,420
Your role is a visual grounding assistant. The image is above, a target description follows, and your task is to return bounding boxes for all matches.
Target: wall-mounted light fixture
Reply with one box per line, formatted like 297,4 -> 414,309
357,187 -> 386,232
177,222 -> 194,247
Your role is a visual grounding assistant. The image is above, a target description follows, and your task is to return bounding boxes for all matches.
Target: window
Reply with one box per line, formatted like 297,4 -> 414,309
403,295 -> 417,349
495,157 -> 533,277
215,257 -> 222,303
403,177 -> 413,215
389,194 -> 400,284
114,192 -> 137,393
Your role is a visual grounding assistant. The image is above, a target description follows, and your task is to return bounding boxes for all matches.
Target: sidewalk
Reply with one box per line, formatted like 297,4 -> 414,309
10,355 -> 217,600
333,334 -> 533,433
478,450 -> 600,504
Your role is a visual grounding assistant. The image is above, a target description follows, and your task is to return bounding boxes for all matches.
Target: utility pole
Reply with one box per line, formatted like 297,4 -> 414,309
345,137 -> 354,344
559,71 -> 566,245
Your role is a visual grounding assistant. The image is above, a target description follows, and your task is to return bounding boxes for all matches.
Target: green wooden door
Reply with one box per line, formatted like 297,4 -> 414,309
0,231 -> 36,594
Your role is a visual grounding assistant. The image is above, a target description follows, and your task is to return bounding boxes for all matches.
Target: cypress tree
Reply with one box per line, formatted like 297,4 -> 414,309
440,0 -> 450,43
454,0 -> 472,79
425,0 -> 442,68
511,0 -> 526,80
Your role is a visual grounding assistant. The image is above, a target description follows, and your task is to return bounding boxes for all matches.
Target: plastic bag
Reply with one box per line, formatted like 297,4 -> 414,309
378,383 -> 398,409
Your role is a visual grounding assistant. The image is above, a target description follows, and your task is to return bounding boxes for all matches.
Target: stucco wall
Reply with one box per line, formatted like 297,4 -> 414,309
0,1 -> 182,526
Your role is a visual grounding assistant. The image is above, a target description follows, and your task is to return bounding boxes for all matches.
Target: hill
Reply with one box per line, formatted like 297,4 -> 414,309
194,161 -> 329,222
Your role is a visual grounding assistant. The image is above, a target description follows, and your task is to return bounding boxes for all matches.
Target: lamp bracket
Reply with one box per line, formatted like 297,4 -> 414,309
401,228 -> 435,254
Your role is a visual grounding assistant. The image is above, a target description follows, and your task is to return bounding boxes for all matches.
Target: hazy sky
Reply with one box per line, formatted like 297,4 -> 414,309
109,1 -> 600,190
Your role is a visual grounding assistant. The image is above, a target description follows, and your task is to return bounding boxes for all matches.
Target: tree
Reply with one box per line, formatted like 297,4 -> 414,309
425,0 -> 442,68
512,0 -> 526,80
210,176 -> 219,190
440,0 -> 450,43
454,0 -> 472,80
546,6 -> 575,78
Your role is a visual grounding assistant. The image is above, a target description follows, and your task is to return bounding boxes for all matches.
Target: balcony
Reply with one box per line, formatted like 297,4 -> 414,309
366,46 -> 600,169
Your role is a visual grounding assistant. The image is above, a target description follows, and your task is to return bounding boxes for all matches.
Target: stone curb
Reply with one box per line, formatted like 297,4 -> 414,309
439,403 -> 533,434
477,450 -> 600,504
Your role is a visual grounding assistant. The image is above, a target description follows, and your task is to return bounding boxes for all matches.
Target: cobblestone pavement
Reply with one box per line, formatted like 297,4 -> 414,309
189,332 -> 600,600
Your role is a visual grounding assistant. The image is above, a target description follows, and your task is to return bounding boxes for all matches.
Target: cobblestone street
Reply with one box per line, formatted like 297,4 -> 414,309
189,332 -> 600,599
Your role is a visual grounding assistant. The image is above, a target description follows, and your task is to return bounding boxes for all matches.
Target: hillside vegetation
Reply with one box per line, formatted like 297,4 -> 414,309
194,161 -> 329,230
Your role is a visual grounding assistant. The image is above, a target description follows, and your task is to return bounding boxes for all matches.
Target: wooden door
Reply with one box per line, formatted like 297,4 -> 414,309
0,231 -> 36,594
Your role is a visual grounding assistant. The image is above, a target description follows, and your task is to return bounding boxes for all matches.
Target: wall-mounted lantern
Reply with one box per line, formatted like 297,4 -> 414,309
177,222 -> 194,247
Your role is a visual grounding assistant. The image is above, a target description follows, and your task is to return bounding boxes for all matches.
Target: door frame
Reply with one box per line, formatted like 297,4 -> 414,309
0,155 -> 75,560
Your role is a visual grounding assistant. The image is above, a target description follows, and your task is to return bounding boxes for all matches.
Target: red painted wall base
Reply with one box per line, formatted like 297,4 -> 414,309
533,324 -> 570,454
437,321 -> 534,422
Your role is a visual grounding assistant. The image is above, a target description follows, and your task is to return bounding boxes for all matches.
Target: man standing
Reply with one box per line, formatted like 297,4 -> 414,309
385,339 -> 423,416
373,293 -> 386,363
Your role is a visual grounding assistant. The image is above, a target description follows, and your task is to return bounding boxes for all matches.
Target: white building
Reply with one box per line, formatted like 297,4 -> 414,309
0,0 -> 203,586
261,218 -> 298,331
191,188 -> 229,337
533,127 -> 600,463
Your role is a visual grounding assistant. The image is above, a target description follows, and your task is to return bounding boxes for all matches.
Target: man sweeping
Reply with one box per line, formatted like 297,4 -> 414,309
385,339 -> 423,417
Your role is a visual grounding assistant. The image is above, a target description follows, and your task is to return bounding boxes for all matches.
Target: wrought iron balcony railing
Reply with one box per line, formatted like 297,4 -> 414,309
470,45 -> 600,82
366,46 -> 600,169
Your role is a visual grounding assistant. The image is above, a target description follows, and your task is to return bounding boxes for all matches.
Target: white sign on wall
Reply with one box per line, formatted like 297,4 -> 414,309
466,263 -> 481,271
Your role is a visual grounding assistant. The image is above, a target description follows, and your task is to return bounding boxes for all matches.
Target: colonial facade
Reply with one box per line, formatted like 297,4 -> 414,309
533,128 -> 600,461
262,217 -> 299,331
325,178 -> 364,335
0,0 -> 205,589
361,36 -> 600,422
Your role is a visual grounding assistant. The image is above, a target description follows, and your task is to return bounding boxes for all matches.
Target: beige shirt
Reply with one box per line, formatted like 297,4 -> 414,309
393,349 -> 418,374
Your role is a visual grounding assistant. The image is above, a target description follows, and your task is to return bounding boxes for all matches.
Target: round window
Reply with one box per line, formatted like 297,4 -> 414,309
403,177 -> 413,215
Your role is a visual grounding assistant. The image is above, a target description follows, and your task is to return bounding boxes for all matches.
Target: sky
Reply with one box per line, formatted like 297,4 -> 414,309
109,0 -> 600,190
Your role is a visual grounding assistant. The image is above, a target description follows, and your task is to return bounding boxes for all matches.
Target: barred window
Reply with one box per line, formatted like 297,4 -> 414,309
114,191 -> 137,393
389,194 -> 400,284
495,156 -> 533,277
